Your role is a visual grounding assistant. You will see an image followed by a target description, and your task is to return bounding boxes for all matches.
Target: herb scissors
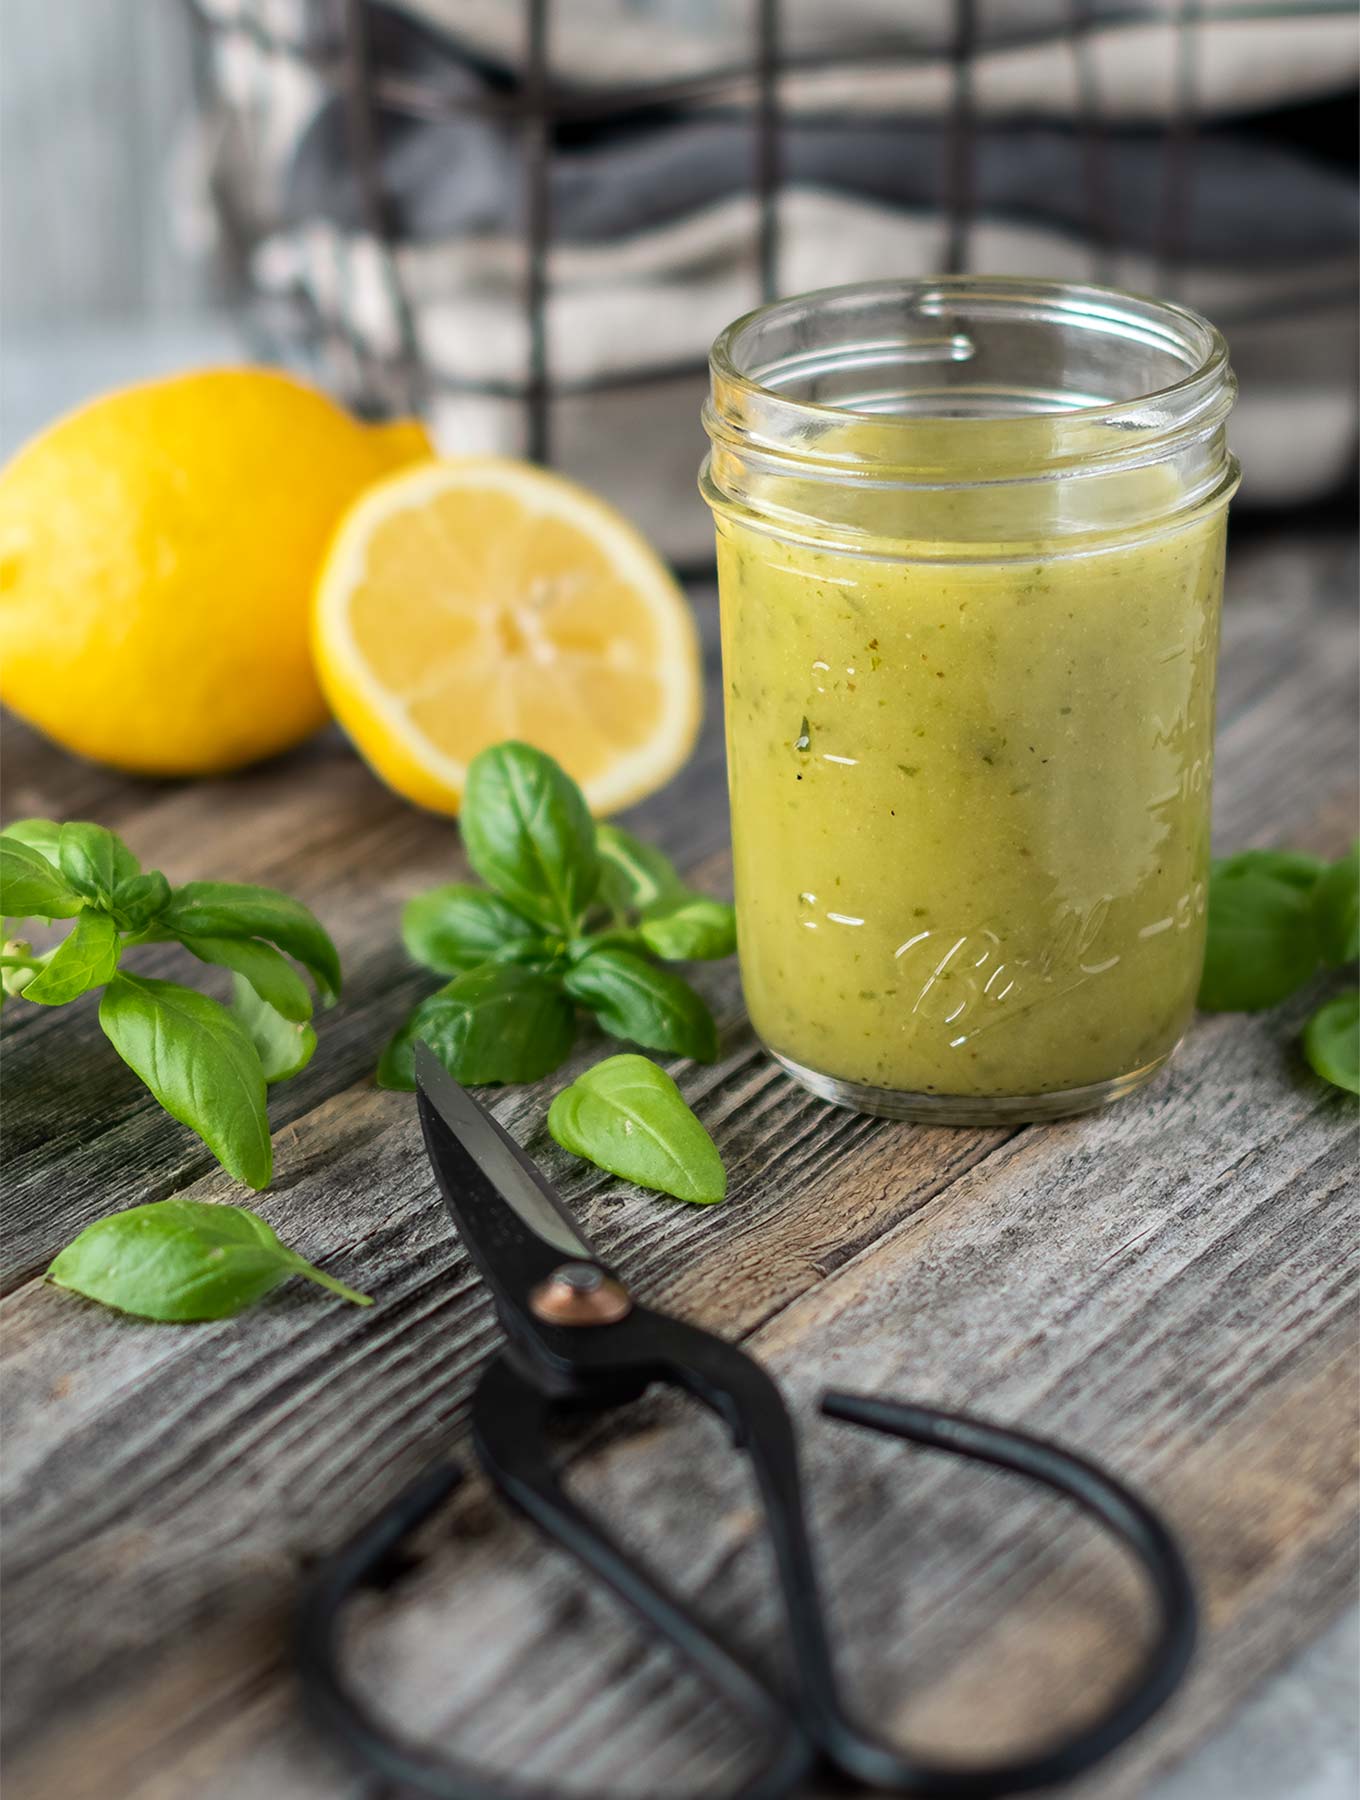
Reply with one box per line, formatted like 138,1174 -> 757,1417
299,1043 -> 1197,1799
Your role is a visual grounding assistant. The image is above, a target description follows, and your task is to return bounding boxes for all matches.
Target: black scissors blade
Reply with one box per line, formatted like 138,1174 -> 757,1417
414,1042 -> 601,1288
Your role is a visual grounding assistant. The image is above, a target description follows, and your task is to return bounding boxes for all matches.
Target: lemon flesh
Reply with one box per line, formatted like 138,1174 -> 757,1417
313,457 -> 702,816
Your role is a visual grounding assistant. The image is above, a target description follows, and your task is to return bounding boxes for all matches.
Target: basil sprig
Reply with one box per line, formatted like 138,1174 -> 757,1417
0,818 -> 340,1186
380,742 -> 735,1089
48,1198 -> 370,1321
1200,843 -> 1359,1095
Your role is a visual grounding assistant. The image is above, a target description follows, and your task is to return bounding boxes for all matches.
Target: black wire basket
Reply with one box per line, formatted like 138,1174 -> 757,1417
184,0 -> 1359,562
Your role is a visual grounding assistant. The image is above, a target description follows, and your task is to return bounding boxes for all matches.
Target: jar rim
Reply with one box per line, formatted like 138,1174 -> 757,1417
706,275 -> 1234,484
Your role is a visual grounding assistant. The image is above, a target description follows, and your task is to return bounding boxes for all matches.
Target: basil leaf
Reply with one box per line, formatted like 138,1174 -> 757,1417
1212,849 -> 1327,891
402,883 -> 543,976
377,965 -> 575,1090
1311,846 -> 1359,969
58,821 -> 140,905
595,823 -> 687,916
564,947 -> 718,1062
21,910 -> 121,1005
1198,873 -> 1319,1013
47,1198 -> 370,1320
461,742 -> 599,932
0,836 -> 84,920
548,1054 -> 726,1204
1302,991 -> 1360,1096
99,973 -> 273,1189
638,895 -> 737,962
159,882 -> 341,1004
1,817 -> 63,866
180,936 -> 313,1023
110,869 -> 172,932
376,1006 -> 426,1092
230,974 -> 317,1083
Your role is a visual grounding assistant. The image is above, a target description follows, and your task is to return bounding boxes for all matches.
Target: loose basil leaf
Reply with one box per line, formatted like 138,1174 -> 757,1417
230,974 -> 317,1083
564,947 -> 718,1062
21,910 -> 121,1006
1311,846 -> 1359,969
595,823 -> 688,916
110,869 -> 172,932
378,964 -> 576,1090
99,973 -> 273,1189
1302,991 -> 1360,1095
47,1198 -> 370,1320
461,742 -> 599,933
1198,873 -> 1319,1013
1212,849 -> 1327,892
1,818 -> 63,867
402,883 -> 543,976
58,821 -> 140,905
180,935 -> 313,1023
0,836 -> 84,920
159,882 -> 341,1004
548,1054 -> 726,1204
638,895 -> 737,962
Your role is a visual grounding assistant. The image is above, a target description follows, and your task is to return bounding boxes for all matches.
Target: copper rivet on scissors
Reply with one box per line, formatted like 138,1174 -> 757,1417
530,1262 -> 632,1327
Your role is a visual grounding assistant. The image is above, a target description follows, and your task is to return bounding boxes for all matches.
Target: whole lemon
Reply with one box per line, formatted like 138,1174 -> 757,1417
0,369 -> 431,775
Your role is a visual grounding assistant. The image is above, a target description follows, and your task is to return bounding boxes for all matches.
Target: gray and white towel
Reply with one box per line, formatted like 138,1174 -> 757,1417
187,0 -> 1359,561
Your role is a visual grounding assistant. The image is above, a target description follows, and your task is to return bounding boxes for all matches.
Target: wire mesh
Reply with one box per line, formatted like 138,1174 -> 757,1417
183,0 -> 1357,471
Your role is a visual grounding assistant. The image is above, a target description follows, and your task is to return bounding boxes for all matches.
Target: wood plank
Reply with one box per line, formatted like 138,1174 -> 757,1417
2,531 -> 1356,1799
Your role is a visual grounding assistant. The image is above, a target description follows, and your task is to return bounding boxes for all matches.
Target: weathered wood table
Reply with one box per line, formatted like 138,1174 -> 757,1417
3,528 -> 1356,1800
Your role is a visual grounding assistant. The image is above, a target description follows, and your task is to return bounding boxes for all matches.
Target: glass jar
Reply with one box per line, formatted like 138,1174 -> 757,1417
700,277 -> 1240,1123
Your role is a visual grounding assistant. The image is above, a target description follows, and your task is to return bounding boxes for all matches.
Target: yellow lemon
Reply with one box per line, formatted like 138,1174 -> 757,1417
0,369 -> 432,775
313,457 -> 702,815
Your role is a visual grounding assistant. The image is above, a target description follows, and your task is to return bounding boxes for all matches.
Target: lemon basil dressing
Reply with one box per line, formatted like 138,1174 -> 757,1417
702,279 -> 1239,1122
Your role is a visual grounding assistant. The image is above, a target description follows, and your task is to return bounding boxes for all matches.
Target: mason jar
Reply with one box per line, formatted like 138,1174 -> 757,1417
700,277 -> 1240,1123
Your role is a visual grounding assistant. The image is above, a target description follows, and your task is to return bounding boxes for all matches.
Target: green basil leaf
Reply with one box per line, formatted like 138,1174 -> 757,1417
21,910 -> 121,1006
1,818 -> 63,866
595,823 -> 688,915
110,869 -> 172,932
564,947 -> 718,1062
159,882 -> 341,1004
0,836 -> 84,920
638,895 -> 737,962
1212,849 -> 1327,891
548,1054 -> 726,1204
230,974 -> 316,1082
1198,873 -> 1319,1013
99,973 -> 273,1189
376,1006 -> 425,1092
377,965 -> 576,1090
180,936 -> 313,1023
461,742 -> 599,932
402,883 -> 543,975
567,928 -> 642,962
47,1198 -> 370,1320
58,821 -> 140,905
1302,991 -> 1360,1095
1311,847 -> 1359,969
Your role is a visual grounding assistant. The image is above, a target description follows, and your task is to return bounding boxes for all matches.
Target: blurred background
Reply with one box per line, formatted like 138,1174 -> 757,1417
3,0 -> 1357,569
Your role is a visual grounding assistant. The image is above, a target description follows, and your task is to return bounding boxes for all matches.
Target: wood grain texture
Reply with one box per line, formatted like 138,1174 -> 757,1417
2,532 -> 1357,1800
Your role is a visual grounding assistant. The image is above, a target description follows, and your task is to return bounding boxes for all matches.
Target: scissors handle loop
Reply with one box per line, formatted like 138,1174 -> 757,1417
814,1392 -> 1198,1795
298,1333 -> 1194,1800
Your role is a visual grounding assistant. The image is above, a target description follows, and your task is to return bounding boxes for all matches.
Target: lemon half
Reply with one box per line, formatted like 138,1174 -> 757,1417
313,457 -> 702,815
